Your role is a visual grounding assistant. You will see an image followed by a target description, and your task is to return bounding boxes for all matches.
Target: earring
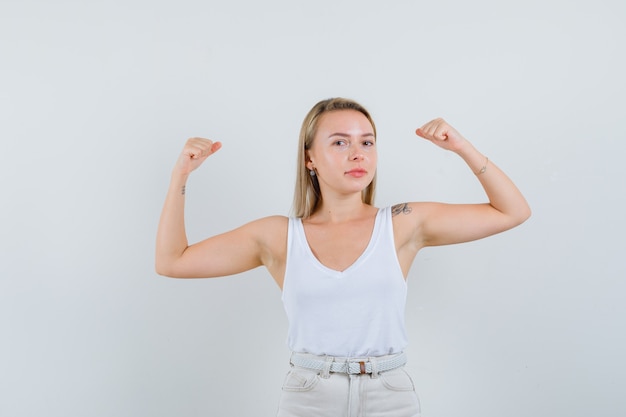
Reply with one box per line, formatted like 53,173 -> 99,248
309,169 -> 316,177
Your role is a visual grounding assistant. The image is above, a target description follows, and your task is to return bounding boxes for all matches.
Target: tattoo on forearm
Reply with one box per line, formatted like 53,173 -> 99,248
181,185 -> 186,196
392,203 -> 412,216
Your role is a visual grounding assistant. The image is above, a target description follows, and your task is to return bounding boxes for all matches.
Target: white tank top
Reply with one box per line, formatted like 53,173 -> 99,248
282,206 -> 408,357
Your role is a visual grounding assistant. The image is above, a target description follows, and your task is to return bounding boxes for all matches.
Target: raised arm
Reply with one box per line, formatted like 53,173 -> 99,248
155,138 -> 285,279
399,118 -> 531,249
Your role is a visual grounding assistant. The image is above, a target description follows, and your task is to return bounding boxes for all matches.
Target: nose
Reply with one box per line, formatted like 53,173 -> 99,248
350,147 -> 364,161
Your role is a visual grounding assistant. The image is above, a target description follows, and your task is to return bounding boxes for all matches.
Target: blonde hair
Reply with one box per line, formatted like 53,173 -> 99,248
292,98 -> 377,218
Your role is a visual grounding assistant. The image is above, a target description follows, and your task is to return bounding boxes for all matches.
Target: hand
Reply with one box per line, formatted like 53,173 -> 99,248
174,137 -> 222,176
415,118 -> 468,153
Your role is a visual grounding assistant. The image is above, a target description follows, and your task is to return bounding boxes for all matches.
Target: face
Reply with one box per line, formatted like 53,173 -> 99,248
306,110 -> 377,198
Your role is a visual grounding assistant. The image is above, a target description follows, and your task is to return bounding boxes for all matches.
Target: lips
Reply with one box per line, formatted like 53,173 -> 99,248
345,168 -> 367,178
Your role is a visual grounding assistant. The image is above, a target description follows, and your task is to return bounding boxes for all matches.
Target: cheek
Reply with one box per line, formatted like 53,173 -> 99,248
310,152 -> 334,171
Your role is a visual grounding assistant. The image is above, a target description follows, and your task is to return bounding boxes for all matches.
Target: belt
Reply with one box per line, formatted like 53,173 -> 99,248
290,352 -> 407,375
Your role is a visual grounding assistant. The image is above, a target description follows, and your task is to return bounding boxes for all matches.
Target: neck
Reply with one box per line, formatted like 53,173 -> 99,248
310,194 -> 375,223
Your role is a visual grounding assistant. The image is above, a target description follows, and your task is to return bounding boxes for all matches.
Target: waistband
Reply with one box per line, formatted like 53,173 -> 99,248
290,352 -> 407,375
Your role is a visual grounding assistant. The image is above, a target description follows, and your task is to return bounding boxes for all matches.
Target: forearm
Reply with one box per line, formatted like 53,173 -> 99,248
155,172 -> 190,275
456,142 -> 531,224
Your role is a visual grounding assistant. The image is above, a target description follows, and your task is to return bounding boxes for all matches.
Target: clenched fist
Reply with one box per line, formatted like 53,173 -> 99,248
174,137 -> 222,176
415,118 -> 468,153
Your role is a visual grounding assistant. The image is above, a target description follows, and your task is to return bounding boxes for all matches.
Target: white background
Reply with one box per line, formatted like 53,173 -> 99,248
1,0 -> 624,416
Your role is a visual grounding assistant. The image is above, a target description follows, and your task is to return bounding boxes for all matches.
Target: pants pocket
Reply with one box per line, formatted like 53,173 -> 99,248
364,369 -> 422,417
281,367 -> 321,392
379,368 -> 416,392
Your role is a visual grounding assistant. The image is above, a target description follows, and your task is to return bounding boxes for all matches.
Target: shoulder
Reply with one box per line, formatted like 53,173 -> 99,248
390,203 -> 419,228
249,216 -> 289,275
225,215 -> 288,248
389,202 -> 435,248
390,202 -> 442,221
247,215 -> 289,235
390,203 -> 414,217
254,214 -> 290,225
390,201 -> 449,225
247,215 -> 289,249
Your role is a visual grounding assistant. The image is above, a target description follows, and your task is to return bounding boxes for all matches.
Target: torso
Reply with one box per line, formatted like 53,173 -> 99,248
301,205 -> 379,273
261,204 -> 424,289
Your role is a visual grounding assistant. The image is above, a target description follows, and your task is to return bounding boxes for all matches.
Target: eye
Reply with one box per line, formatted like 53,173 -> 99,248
362,140 -> 375,147
333,139 -> 348,146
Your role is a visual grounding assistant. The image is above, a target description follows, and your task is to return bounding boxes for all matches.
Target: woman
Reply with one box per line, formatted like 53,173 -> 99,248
155,98 -> 531,416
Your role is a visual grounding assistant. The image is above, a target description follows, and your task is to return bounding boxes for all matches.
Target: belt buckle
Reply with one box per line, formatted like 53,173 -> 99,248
358,361 -> 367,374
346,360 -> 367,374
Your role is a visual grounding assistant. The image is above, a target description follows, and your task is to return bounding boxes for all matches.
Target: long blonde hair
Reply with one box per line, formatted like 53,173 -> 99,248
292,98 -> 377,218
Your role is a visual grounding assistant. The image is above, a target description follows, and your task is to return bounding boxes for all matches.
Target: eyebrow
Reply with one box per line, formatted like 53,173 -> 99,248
327,132 -> 375,138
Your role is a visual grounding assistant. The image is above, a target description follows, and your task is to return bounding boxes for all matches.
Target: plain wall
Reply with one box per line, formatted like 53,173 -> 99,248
1,0 -> 624,416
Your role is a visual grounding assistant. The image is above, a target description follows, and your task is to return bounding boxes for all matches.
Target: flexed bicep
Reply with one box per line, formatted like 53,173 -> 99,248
158,216 -> 287,279
417,202 -> 523,247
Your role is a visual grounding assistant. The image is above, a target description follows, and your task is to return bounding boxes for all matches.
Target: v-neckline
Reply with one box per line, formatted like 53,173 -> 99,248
297,209 -> 382,277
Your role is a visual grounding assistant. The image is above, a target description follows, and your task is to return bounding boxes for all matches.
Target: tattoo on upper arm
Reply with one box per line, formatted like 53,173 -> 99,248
392,203 -> 412,216
181,185 -> 186,196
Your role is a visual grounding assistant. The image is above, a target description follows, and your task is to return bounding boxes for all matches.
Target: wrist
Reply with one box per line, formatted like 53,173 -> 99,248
169,171 -> 189,194
170,167 -> 190,182
452,139 -> 475,157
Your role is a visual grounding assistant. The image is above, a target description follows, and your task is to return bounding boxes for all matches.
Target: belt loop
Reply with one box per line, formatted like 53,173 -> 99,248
320,355 -> 333,379
369,356 -> 379,378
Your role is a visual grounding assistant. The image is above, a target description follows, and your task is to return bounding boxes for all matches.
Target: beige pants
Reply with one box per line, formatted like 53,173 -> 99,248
276,354 -> 421,417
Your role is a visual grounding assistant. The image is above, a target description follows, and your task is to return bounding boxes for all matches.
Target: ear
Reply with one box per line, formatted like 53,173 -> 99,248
305,152 -> 314,170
